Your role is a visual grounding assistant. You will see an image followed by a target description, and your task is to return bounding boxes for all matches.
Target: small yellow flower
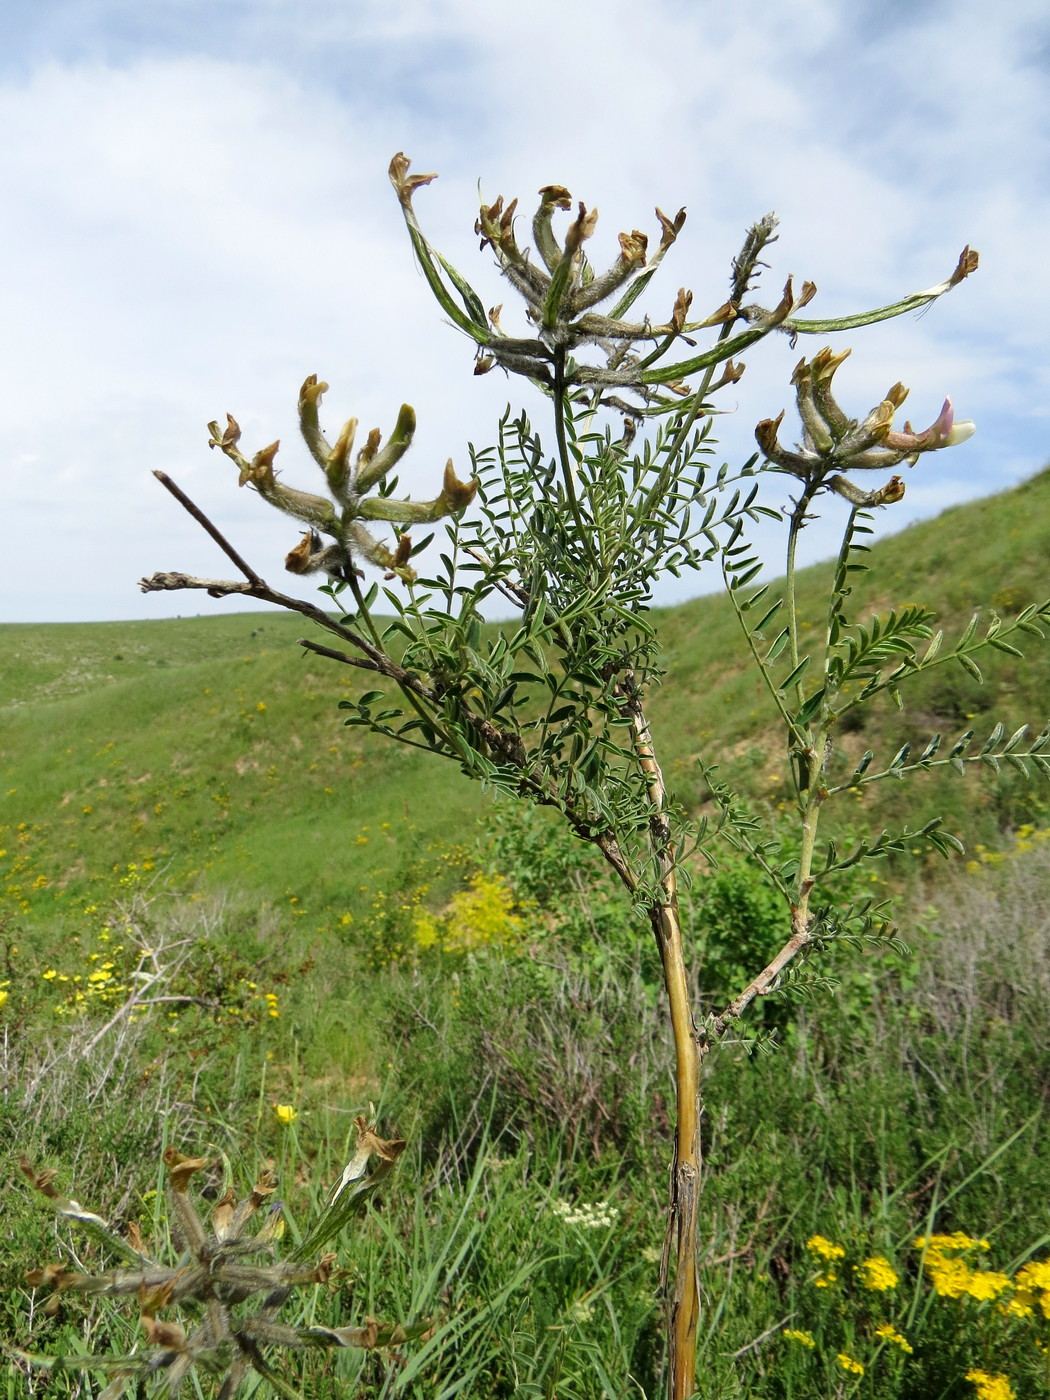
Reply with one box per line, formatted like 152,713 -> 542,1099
0,989 -> 7,1008
256,701 -> 267,712
274,1104 -> 298,1125
1000,1290 -> 1035,1319
857,1255 -> 898,1291
915,1232 -> 986,1253
926,1256 -> 974,1297
1016,1260 -> 1050,1291
806,1234 -> 846,1261
874,1323 -> 913,1353
966,1368 -> 1015,1400
836,1353 -> 864,1376
41,969 -> 57,981
782,1328 -> 816,1348
813,1271 -> 838,1287
964,1271 -> 1011,1302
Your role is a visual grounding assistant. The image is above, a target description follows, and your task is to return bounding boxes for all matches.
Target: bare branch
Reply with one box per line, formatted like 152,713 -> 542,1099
153,471 -> 264,585
296,638 -> 382,673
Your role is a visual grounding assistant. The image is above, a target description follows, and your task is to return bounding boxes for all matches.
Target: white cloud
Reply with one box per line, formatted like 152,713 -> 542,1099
0,0 -> 1046,620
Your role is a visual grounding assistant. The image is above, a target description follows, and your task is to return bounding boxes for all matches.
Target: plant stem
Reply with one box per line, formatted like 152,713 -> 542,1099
784,488 -> 813,708
553,350 -> 594,566
622,681 -> 700,1400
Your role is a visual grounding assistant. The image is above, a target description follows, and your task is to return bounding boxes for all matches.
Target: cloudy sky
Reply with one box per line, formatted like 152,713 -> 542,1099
2,0 -> 1047,622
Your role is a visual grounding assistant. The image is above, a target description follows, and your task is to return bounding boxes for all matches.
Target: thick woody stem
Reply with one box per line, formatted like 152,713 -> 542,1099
622,679 -> 700,1400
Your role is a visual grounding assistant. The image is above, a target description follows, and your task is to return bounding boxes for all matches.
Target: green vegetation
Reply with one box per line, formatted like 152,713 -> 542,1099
3,469 -> 1048,934
3,471 -> 1050,1397
5,828 -> 1050,1397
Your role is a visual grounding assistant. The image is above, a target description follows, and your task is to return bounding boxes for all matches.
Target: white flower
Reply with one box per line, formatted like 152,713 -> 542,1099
552,1198 -> 620,1229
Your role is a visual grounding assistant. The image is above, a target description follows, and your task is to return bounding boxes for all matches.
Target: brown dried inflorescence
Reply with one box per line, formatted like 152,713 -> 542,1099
17,1121 -> 426,1398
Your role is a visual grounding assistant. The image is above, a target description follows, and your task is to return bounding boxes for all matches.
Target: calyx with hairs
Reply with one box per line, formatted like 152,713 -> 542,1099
208,377 -> 478,584
755,345 -> 976,507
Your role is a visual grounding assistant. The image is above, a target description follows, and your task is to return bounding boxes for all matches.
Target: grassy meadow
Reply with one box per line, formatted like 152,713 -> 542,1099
3,469 -> 1050,1398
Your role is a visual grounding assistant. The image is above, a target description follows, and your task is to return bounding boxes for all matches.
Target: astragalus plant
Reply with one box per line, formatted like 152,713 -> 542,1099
137,155 -> 1049,1399
16,1121 -> 424,1398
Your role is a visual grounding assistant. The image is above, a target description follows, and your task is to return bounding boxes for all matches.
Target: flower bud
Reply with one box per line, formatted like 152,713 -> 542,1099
655,205 -> 687,252
564,202 -> 599,255
246,441 -> 280,487
617,230 -> 649,267
140,1313 -> 188,1352
163,1147 -> 210,1194
388,152 -> 437,207
211,1186 -> 237,1240
755,412 -> 785,459
710,360 -> 745,391
327,416 -> 358,493
440,459 -> 478,512
671,287 -> 693,333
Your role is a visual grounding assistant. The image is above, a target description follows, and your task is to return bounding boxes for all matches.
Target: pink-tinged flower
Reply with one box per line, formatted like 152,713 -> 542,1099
885,397 -> 976,452
756,350 -> 976,507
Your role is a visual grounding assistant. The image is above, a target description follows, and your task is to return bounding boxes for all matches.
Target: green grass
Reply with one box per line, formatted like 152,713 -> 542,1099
3,469 -> 1048,940
5,842 -> 1050,1397
0,614 -> 478,935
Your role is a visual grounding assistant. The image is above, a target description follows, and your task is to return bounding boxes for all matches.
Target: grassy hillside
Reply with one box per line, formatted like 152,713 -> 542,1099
2,469 -> 1048,938
4,472 -> 1050,1400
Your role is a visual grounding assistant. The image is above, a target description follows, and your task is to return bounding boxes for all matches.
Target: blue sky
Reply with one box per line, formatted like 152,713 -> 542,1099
2,0 -> 1047,621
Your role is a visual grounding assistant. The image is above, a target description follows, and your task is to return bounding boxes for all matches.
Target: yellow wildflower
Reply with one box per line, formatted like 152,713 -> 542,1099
806,1235 -> 846,1261
1015,1260 -> 1050,1291
915,1232 -> 987,1253
813,1271 -> 838,1287
41,969 -> 57,981
0,990 -> 7,1009
964,1271 -> 1011,1302
857,1256 -> 898,1291
836,1353 -> 864,1376
782,1328 -> 816,1348
1000,1290 -> 1035,1319
926,1255 -> 974,1298
273,1104 -> 297,1125
874,1323 -> 912,1353
966,1369 -> 1014,1400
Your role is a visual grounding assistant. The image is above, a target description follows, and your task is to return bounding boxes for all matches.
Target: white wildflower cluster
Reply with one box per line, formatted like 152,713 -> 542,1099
552,1199 -> 620,1229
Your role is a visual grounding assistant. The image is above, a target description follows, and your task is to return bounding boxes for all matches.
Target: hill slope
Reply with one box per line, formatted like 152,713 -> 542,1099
2,469 -> 1048,934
